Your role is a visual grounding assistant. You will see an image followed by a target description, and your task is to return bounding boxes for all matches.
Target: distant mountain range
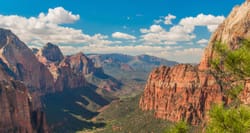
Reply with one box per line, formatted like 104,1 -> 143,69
89,53 -> 177,80
88,53 -> 178,97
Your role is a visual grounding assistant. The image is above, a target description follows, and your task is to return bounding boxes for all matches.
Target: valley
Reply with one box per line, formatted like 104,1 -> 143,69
0,0 -> 249,133
34,42 -> 177,132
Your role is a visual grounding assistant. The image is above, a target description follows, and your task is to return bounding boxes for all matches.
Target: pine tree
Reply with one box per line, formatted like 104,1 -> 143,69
207,40 -> 250,133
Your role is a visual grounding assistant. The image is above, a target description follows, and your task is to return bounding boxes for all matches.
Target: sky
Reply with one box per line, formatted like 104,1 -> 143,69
0,0 -> 245,63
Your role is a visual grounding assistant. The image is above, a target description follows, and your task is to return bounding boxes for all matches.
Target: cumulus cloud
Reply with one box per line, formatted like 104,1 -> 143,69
164,14 -> 176,25
140,25 -> 195,45
112,32 -> 136,40
0,8 -> 217,63
141,14 -> 224,45
197,39 -> 209,44
140,25 -> 164,33
179,14 -> 225,32
170,48 -> 204,63
0,7 -> 114,46
154,14 -> 176,25
38,7 -> 80,24
154,18 -> 163,24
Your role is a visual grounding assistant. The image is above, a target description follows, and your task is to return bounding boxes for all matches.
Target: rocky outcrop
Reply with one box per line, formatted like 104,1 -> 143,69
36,43 -> 117,92
0,29 -> 54,93
0,67 -> 49,133
40,43 -> 64,63
140,0 -> 250,125
139,65 -> 227,125
0,46 -> 49,132
35,43 -> 110,91
199,0 -> 250,70
54,57 -> 87,91
66,52 -> 103,76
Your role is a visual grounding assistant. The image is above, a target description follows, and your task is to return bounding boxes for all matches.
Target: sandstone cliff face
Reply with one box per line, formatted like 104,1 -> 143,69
140,0 -> 250,125
0,74 -> 49,133
199,0 -> 250,70
139,65 -> 227,125
0,29 -> 54,93
40,43 -> 64,63
66,52 -> 101,75
36,43 -> 90,91
54,57 -> 87,91
36,43 -> 116,92
0,29 -> 53,132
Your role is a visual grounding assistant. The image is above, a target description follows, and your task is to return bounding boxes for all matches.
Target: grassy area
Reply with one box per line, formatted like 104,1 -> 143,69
88,95 -> 172,133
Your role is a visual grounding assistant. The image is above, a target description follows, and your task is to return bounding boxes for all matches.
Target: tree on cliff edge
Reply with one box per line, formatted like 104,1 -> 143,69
207,40 -> 250,133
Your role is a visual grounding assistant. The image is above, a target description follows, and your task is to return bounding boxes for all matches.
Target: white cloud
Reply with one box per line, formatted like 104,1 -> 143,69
164,14 -> 176,25
140,25 -> 195,45
154,14 -> 176,25
59,45 -> 167,56
140,13 -> 224,45
197,39 -> 209,44
170,48 -> 204,63
38,7 -> 80,24
0,9 -> 216,63
154,19 -> 163,24
140,25 -> 164,33
112,32 -> 136,40
0,7 -> 114,46
179,14 -> 225,32
60,44 -> 202,63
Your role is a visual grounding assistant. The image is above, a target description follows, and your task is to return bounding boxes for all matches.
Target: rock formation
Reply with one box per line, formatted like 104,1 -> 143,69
39,43 -> 64,63
36,43 -> 88,91
139,65 -> 227,125
0,29 -> 54,93
0,29 -> 52,132
140,0 -> 250,125
199,0 -> 250,70
54,57 -> 87,91
65,52 -> 103,76
36,43 -> 119,92
0,65 -> 49,133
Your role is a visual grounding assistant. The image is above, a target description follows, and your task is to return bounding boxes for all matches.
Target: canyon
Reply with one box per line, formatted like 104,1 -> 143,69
0,27 -> 176,132
0,0 -> 249,132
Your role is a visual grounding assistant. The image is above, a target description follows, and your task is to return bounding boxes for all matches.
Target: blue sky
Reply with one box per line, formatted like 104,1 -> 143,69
0,0 -> 245,63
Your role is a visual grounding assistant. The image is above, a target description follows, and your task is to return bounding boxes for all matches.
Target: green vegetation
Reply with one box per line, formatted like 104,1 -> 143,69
207,105 -> 250,133
212,40 -> 250,78
164,120 -> 190,133
208,40 -> 250,133
90,95 -> 172,133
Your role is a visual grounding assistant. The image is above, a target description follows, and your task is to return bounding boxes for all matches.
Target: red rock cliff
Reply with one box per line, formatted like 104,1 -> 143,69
139,65 -> 227,125
140,0 -> 250,125
35,43 -> 105,91
0,66 -> 49,133
0,29 -> 54,93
